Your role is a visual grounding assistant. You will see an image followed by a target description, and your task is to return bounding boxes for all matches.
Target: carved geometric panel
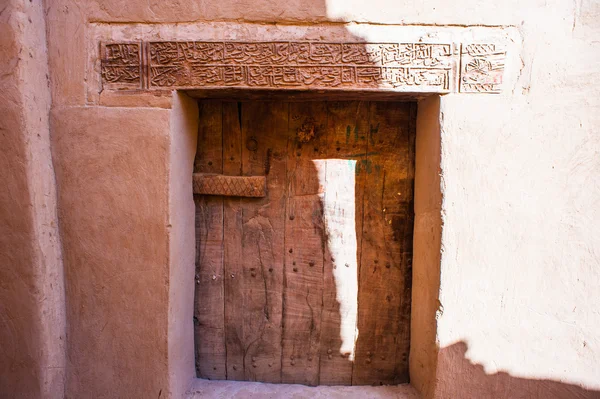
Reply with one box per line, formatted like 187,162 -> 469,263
459,44 -> 507,93
99,41 -> 507,94
192,173 -> 267,197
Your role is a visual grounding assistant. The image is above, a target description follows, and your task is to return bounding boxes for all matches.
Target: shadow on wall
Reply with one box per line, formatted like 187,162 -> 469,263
436,342 -> 600,399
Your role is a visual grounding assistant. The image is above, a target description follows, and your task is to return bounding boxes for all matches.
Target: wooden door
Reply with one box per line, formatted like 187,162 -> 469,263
193,100 -> 415,386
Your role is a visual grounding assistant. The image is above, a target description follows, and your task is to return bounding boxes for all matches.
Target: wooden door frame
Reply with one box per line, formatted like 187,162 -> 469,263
169,90 -> 442,396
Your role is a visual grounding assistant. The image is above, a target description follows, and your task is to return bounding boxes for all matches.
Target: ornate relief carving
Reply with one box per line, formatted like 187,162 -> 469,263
193,173 -> 267,197
145,41 -> 453,91
100,41 -> 506,93
460,44 -> 506,93
100,43 -> 142,89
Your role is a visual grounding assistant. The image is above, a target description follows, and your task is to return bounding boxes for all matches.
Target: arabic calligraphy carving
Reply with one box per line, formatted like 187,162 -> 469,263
100,41 -> 506,93
100,43 -> 142,89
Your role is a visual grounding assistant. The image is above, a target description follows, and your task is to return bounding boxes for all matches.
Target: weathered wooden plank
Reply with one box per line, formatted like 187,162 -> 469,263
318,101 -> 370,385
281,102 -> 328,385
392,102 -> 416,383
193,173 -> 267,197
352,101 -> 413,385
222,101 -> 246,381
239,101 -> 288,383
199,99 -> 415,387
194,100 -> 226,380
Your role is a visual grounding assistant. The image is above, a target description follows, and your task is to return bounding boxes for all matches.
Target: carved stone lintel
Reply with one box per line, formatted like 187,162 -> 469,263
100,41 -> 507,94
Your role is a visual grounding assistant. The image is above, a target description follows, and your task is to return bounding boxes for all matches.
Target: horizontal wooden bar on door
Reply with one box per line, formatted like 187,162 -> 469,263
192,173 -> 267,197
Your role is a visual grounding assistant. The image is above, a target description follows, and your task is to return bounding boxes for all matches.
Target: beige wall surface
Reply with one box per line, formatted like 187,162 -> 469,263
50,106 -> 172,398
0,0 -> 598,398
0,1 -> 66,398
428,2 -> 600,395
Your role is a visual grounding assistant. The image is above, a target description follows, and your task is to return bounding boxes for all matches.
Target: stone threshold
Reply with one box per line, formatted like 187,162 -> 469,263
187,379 -> 420,398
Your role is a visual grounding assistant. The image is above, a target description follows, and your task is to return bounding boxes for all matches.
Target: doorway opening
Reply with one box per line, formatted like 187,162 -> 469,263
192,99 -> 416,387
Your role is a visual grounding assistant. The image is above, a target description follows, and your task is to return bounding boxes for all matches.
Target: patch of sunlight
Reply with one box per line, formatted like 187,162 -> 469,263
314,159 -> 359,361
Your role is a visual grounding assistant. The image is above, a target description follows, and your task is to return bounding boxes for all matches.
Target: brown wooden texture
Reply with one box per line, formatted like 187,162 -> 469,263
194,101 -> 226,380
222,102 -> 246,381
394,102 -> 416,383
238,101 -> 287,382
281,102 -> 328,385
225,102 -> 287,382
194,100 -> 415,386
318,101 -> 370,385
352,101 -> 413,385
